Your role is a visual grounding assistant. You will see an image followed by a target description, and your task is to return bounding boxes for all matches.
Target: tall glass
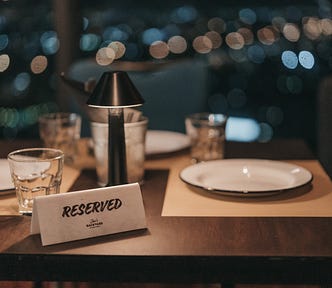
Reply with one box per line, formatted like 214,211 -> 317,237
91,117 -> 148,186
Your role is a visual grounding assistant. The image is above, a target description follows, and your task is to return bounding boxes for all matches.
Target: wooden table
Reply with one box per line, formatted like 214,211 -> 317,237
0,138 -> 331,286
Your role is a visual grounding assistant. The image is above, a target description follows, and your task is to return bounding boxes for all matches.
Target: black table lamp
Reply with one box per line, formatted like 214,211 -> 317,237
87,71 -> 144,186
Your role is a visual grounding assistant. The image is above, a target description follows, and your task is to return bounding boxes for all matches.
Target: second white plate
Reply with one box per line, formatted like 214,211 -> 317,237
180,159 -> 313,197
145,130 -> 190,156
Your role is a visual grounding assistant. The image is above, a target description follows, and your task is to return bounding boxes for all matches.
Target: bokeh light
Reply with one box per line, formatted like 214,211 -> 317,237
208,17 -> 226,33
286,75 -> 303,94
281,50 -> 298,69
277,74 -> 303,94
82,17 -> 89,31
226,117 -> 260,142
192,36 -> 212,54
149,41 -> 169,59
162,24 -> 181,39
247,45 -> 266,64
108,41 -> 126,59
257,26 -> 278,45
225,32 -> 244,50
95,47 -> 115,65
0,107 -> 19,129
170,5 -> 198,24
321,18 -> 332,35
258,122 -> 274,142
103,26 -> 129,42
142,28 -> 164,45
298,50 -> 315,69
168,35 -> 187,54
0,54 -> 10,72
40,31 -> 59,55
0,102 -> 57,131
303,17 -> 322,40
239,8 -> 257,25
0,34 -> 9,51
237,28 -> 254,45
13,72 -> 31,93
228,48 -> 247,63
271,16 -> 287,32
207,51 -> 228,69
31,55 -> 48,74
205,31 -> 222,49
80,33 -> 101,51
283,23 -> 301,42
266,106 -> 284,126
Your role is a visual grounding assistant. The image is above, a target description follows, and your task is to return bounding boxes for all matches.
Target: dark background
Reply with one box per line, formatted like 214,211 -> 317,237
0,0 -> 331,157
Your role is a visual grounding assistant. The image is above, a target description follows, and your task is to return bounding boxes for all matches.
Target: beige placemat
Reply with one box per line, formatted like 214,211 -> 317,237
0,165 -> 80,216
160,156 -> 332,217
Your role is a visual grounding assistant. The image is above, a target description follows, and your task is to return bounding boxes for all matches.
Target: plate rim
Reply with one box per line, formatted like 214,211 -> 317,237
179,158 -> 313,196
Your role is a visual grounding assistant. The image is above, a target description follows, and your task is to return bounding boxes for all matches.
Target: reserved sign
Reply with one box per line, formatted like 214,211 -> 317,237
31,183 -> 147,246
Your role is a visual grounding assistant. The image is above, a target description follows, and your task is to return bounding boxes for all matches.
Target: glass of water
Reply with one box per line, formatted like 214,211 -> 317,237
7,148 -> 64,215
38,112 -> 81,165
185,113 -> 228,163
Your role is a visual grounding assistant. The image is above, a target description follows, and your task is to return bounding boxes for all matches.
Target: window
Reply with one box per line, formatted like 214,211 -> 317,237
1,0 -> 331,152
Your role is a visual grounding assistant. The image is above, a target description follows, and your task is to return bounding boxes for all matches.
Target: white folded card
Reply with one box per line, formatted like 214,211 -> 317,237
31,183 -> 147,246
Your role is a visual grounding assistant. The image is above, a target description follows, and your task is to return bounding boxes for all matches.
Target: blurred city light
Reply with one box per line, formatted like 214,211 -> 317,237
0,54 -> 9,72
0,34 -> 9,51
168,36 -> 187,54
149,41 -> 169,59
226,117 -> 260,142
281,50 -> 298,69
0,0 -> 331,143
192,36 -> 212,54
31,55 -> 48,74
298,50 -> 315,69
225,32 -> 244,50
80,33 -> 101,51
40,31 -> 59,55
95,47 -> 115,65
239,8 -> 257,25
142,28 -> 165,45
170,5 -> 198,24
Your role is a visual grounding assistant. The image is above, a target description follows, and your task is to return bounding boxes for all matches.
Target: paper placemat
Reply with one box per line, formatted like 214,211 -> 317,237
160,156 -> 332,217
0,165 -> 80,216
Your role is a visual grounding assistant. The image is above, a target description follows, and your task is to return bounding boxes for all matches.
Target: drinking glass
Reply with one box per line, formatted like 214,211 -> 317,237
38,112 -> 81,164
91,117 -> 148,186
7,148 -> 64,215
185,113 -> 227,162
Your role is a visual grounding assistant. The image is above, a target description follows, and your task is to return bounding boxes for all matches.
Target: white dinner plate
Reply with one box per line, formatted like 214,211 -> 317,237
180,159 -> 313,197
0,159 -> 14,192
145,130 -> 190,156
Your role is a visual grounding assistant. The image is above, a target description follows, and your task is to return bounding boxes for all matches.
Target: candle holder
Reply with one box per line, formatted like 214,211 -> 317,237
87,71 -> 144,186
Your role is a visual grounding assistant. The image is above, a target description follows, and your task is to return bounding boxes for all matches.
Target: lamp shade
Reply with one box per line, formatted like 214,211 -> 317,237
87,71 -> 144,108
